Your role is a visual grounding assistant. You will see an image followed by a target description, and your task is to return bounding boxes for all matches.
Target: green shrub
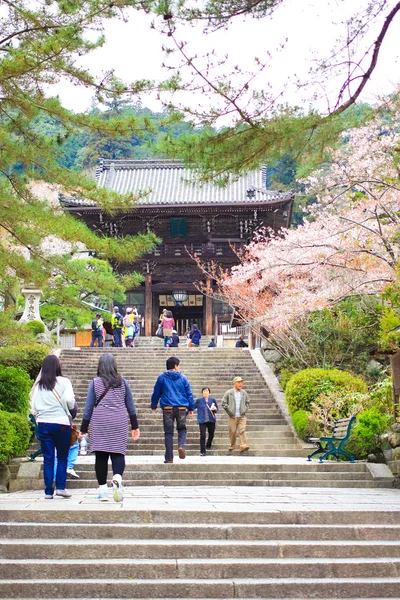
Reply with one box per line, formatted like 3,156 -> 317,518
347,408 -> 391,460
0,366 -> 32,414
0,411 -> 14,463
0,344 -> 48,379
285,368 -> 367,414
7,413 -> 32,456
24,320 -> 45,336
292,410 -> 311,440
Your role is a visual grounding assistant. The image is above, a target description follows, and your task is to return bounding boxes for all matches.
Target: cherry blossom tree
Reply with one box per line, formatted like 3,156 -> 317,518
197,109 -> 400,342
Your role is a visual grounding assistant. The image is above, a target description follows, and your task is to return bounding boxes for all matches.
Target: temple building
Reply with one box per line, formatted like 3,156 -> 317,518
61,159 -> 294,336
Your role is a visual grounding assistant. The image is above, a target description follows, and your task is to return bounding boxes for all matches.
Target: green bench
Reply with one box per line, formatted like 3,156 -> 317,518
307,416 -> 356,463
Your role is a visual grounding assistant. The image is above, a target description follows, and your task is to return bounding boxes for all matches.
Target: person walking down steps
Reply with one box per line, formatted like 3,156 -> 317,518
80,353 -> 140,502
151,356 -> 194,463
222,376 -> 250,453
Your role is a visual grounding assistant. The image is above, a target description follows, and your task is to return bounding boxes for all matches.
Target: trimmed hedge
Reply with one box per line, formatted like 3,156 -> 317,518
0,411 -> 14,463
347,408 -> 391,460
285,368 -> 367,414
7,412 -> 32,457
0,344 -> 48,379
0,411 -> 31,463
292,410 -> 311,441
0,365 -> 32,414
24,320 -> 45,336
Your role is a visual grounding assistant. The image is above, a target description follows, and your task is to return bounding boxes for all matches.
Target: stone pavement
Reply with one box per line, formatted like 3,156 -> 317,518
2,484 -> 400,598
2,483 -> 400,512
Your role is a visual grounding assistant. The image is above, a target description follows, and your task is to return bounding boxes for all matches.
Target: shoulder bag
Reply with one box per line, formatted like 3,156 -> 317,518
52,388 -> 80,447
94,381 -> 112,408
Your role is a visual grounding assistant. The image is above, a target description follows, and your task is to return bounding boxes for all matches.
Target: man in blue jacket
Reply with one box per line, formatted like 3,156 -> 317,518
151,356 -> 194,463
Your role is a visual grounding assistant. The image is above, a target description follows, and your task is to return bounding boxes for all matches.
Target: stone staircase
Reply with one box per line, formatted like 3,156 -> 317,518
1,501 -> 400,598
60,346 -> 303,458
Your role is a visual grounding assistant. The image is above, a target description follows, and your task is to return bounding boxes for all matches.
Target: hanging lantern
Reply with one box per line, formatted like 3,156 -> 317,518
171,290 -> 188,306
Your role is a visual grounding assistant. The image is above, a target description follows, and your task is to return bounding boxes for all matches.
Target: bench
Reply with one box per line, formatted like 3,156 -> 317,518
28,414 -> 43,461
307,416 -> 356,463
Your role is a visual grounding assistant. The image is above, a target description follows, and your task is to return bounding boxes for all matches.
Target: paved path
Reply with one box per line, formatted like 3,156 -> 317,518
2,485 -> 400,512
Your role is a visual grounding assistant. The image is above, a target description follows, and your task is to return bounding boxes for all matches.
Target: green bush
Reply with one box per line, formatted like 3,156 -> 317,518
0,344 -> 48,379
285,368 -> 368,414
0,366 -> 32,414
24,320 -> 45,336
0,411 -> 14,463
7,413 -> 32,456
347,408 -> 391,460
292,410 -> 312,440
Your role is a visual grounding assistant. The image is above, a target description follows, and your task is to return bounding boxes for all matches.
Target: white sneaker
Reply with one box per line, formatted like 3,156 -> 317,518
97,484 -> 109,502
66,468 -> 80,479
112,474 -> 123,502
55,489 -> 72,498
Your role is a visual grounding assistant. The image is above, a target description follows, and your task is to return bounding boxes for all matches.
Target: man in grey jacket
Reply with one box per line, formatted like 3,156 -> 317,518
222,376 -> 250,452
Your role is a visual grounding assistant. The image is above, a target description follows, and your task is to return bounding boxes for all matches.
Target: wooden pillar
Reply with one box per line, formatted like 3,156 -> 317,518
144,274 -> 152,337
205,279 -> 213,336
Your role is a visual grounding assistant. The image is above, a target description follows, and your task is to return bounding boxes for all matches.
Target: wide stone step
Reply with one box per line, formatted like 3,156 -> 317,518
3,576 -> 400,598
3,538 -> 400,559
3,522 -> 398,540
1,557 -> 400,580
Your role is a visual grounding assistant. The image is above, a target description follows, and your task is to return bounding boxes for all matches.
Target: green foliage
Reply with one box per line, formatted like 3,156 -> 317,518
24,321 -> 45,336
0,344 -> 48,380
6,413 -> 31,457
292,410 -> 312,441
0,1 -> 159,312
285,368 -> 367,414
378,306 -> 400,353
276,297 -> 382,380
0,312 -> 38,348
308,390 -> 367,436
0,366 -> 32,415
347,408 -> 391,460
0,411 -> 14,464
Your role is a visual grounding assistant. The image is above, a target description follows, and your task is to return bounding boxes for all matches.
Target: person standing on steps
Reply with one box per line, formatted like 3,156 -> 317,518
90,313 -> 104,348
30,355 -> 76,499
188,323 -> 202,348
111,306 -> 123,347
235,335 -> 248,348
151,356 -> 194,463
80,353 -> 140,502
222,376 -> 250,453
161,310 -> 175,348
194,387 -> 218,456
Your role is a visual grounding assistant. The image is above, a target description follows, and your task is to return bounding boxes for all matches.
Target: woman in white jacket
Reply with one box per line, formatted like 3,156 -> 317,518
31,355 -> 76,499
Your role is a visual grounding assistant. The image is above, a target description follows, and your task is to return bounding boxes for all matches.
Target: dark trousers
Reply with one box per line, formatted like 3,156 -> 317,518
38,422 -> 70,496
163,407 -> 187,462
90,332 -> 103,347
199,422 -> 216,453
94,451 -> 125,485
113,328 -> 122,347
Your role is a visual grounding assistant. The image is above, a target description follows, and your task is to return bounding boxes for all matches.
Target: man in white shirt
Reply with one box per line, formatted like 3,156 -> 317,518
222,376 -> 250,452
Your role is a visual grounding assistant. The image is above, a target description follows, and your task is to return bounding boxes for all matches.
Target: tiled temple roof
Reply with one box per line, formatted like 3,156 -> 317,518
60,159 -> 294,208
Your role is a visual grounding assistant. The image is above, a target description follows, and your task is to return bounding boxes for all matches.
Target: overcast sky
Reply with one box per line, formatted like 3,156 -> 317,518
54,0 -> 400,118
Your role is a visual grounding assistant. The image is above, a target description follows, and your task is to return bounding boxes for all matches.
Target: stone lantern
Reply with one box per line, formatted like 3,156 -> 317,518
19,285 -> 45,325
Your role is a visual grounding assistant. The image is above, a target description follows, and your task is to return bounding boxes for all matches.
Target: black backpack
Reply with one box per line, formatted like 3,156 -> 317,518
91,319 -> 97,331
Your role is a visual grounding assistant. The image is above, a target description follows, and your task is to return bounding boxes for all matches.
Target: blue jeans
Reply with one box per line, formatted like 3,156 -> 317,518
38,422 -> 70,496
54,440 -> 79,479
113,328 -> 122,347
90,332 -> 103,347
164,336 -> 172,347
162,407 -> 187,462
